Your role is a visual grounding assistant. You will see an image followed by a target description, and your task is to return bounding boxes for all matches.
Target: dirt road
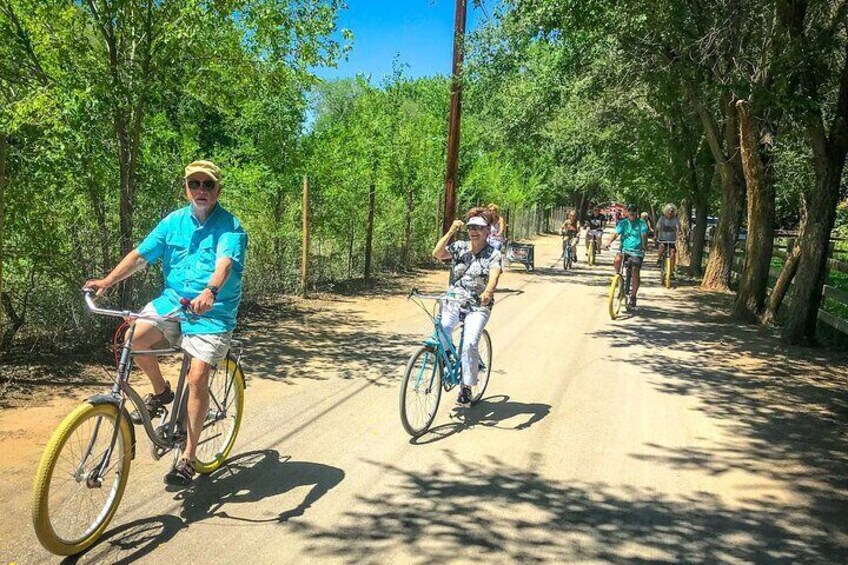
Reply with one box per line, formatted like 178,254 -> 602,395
2,233 -> 847,563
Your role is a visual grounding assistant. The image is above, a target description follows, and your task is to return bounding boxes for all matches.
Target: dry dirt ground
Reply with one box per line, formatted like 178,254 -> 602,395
1,233 -> 847,564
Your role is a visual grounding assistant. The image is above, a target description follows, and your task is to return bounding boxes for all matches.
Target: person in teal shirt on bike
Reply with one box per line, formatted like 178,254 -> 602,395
84,160 -> 247,487
605,204 -> 648,309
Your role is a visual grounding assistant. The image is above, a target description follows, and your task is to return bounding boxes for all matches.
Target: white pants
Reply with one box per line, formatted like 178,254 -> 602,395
440,303 -> 490,386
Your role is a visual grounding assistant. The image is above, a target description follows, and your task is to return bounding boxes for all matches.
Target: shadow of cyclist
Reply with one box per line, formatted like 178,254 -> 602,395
64,451 -> 342,563
61,515 -> 185,565
411,394 -> 551,445
174,450 -> 345,524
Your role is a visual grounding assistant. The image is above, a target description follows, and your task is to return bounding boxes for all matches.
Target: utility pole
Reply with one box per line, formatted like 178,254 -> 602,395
441,0 -> 468,235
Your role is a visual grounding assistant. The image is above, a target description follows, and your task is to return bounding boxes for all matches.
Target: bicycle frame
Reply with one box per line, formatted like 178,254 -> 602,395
615,253 -> 634,297
409,291 -> 470,390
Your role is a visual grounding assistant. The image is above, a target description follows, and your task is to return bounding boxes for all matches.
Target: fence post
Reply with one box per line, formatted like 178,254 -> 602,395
364,180 -> 376,281
300,174 -> 309,297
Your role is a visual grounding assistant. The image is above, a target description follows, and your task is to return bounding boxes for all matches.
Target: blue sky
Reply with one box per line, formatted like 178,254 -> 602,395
317,0 -> 487,82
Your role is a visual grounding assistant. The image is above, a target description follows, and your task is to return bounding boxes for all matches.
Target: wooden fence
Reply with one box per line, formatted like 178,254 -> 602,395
703,231 -> 848,337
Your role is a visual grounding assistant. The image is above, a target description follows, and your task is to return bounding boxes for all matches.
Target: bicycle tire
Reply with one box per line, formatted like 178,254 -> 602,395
399,345 -> 443,437
32,402 -> 132,556
608,274 -> 623,320
194,357 -> 245,474
663,256 -> 672,289
470,330 -> 492,404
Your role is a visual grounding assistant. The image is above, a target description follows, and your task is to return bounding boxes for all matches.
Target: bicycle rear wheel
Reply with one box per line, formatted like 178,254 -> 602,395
470,330 -> 492,404
399,345 -> 443,437
194,357 -> 245,474
32,402 -> 132,556
609,274 -> 624,320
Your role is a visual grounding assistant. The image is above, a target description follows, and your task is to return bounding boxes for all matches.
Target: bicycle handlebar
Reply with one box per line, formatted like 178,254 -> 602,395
408,289 -> 475,305
82,289 -> 191,322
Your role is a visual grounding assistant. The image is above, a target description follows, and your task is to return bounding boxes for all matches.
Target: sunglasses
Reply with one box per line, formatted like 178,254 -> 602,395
187,179 -> 217,191
467,225 -> 486,232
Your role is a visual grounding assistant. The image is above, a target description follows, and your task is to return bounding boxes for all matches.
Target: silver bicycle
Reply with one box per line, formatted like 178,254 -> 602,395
32,290 -> 246,556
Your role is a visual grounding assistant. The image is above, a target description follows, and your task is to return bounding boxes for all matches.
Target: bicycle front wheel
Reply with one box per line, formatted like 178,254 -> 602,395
663,257 -> 672,288
195,357 -> 245,474
32,402 -> 132,556
399,345 -> 443,437
470,330 -> 492,404
608,274 -> 623,320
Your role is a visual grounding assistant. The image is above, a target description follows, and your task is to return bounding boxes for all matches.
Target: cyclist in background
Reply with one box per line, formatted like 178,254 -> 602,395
487,203 -> 507,251
584,205 -> 606,255
432,207 -> 502,405
641,211 -> 655,241
560,211 -> 580,263
605,204 -> 648,308
656,203 -> 681,275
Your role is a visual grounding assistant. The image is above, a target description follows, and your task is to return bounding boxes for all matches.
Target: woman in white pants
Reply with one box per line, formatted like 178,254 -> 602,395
432,207 -> 503,405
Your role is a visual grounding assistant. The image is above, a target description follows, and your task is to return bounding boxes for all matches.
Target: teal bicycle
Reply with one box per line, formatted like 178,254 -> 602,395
399,289 -> 493,437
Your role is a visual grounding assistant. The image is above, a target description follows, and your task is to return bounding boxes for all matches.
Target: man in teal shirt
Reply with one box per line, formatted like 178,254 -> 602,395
606,204 -> 648,308
85,160 -> 247,486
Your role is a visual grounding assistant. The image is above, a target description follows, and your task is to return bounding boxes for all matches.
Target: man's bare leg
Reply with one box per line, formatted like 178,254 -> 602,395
131,322 -> 168,394
183,357 -> 212,461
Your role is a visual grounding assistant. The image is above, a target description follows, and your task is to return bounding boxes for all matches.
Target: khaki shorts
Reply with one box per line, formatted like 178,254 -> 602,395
139,303 -> 232,366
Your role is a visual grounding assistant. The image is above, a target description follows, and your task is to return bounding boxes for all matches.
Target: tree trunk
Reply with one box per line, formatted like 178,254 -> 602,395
0,270 -> 33,354
578,191 -> 590,223
677,198 -> 692,268
0,134 -> 6,304
700,92 -> 745,291
733,99 -> 776,321
691,189 -> 709,277
782,43 -> 848,344
761,237 -> 799,325
364,181 -> 376,281
85,174 -> 111,273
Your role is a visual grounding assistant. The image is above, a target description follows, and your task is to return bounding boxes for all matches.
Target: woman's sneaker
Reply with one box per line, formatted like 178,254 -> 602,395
164,458 -> 196,487
457,385 -> 472,405
130,382 -> 174,424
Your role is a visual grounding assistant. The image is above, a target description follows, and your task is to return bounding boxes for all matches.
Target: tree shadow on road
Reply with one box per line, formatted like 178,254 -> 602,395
590,288 -> 848,547
411,395 -> 551,445
238,297 -> 419,387
296,452 -> 845,563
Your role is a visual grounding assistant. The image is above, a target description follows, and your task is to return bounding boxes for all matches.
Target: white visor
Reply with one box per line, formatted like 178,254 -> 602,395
467,216 -> 489,227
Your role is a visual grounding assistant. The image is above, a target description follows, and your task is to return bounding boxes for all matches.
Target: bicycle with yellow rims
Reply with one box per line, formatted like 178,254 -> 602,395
32,291 -> 245,556
608,253 -> 634,320
659,244 -> 673,289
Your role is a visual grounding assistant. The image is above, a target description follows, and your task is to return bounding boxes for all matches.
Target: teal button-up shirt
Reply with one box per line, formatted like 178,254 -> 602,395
138,204 -> 248,335
615,218 -> 648,258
